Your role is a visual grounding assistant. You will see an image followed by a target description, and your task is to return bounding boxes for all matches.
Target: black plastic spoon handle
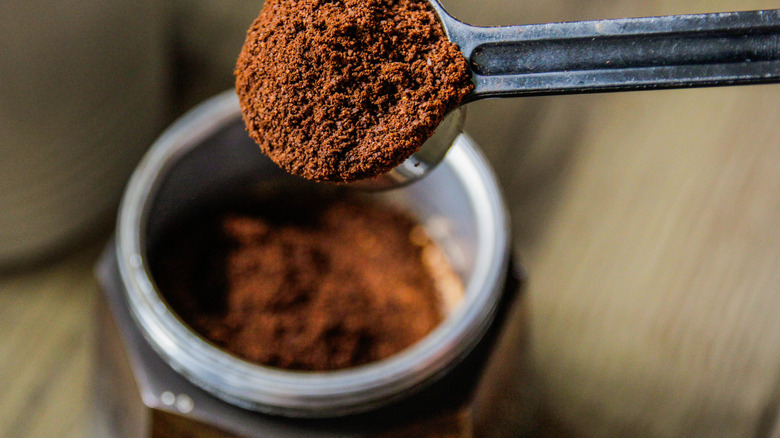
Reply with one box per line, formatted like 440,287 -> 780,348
429,7 -> 780,102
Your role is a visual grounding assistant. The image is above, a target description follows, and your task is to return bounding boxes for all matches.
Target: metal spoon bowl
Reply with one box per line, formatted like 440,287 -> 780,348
356,5 -> 780,190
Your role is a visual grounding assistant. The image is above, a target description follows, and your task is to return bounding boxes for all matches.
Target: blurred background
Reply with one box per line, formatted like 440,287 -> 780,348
1,0 -> 779,436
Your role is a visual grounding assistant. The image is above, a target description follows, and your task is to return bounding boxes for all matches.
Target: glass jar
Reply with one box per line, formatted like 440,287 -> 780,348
95,90 -> 519,436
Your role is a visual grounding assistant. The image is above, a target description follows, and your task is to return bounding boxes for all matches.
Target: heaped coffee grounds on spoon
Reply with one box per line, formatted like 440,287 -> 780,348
235,0 -> 473,182
149,193 -> 463,371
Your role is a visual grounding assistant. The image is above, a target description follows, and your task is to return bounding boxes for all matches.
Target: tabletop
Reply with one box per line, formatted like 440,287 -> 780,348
1,0 -> 779,437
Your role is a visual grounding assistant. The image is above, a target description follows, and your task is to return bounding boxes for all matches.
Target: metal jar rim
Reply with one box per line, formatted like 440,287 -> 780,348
115,90 -> 510,417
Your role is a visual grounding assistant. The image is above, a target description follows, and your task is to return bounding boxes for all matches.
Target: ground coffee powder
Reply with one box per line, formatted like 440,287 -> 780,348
150,193 -> 461,371
235,0 -> 473,182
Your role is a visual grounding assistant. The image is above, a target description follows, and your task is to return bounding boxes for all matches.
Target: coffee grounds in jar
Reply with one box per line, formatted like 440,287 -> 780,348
149,194 -> 460,371
235,0 -> 473,182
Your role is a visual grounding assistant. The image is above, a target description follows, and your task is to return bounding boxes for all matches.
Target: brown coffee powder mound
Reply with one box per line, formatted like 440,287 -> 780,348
150,194 -> 455,371
235,0 -> 473,182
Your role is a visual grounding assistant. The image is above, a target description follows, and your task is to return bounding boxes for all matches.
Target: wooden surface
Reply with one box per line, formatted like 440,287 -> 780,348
1,1 -> 780,437
471,84 -> 780,438
454,1 -> 780,435
0,242 -> 102,438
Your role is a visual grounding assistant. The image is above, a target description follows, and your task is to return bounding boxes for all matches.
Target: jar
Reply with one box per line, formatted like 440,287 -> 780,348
94,90 -> 519,436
